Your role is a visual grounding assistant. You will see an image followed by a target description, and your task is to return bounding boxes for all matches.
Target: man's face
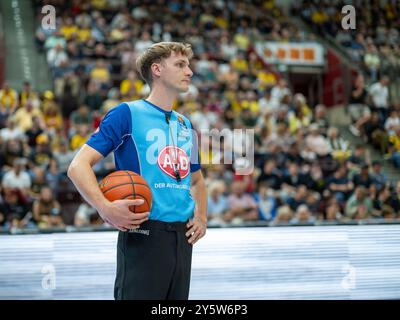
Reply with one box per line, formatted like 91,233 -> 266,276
156,52 -> 193,93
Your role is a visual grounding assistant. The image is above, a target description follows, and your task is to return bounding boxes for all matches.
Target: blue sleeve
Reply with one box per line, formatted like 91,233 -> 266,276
189,120 -> 201,173
86,103 -> 131,157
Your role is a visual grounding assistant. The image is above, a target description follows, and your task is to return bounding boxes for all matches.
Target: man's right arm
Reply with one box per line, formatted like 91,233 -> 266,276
67,144 -> 149,231
67,144 -> 111,215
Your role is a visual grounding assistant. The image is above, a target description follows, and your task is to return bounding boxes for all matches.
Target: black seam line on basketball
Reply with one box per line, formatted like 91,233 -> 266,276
102,182 -> 151,194
105,173 -> 139,177
125,170 -> 137,213
122,194 -> 149,209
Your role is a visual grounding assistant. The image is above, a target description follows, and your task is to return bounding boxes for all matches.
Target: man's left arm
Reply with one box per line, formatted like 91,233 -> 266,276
186,170 -> 207,244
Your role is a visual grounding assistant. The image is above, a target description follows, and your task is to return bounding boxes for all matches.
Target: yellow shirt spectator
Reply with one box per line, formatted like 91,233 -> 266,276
60,25 -> 78,40
389,134 -> 400,152
0,86 -> 18,113
77,28 -> 92,42
230,57 -> 248,73
20,90 -> 39,108
240,100 -> 260,114
215,17 -> 228,29
120,79 -> 144,96
288,113 -> 311,134
257,71 -> 277,88
91,0 -> 107,10
312,10 -> 329,24
234,33 -> 250,51
90,65 -> 110,84
12,106 -> 44,132
70,133 -> 90,151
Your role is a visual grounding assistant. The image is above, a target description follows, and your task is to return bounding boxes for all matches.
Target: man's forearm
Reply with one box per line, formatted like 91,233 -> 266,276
67,160 -> 110,214
191,178 -> 207,222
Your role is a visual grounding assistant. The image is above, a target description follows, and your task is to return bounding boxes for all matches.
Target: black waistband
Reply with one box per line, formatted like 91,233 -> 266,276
135,219 -> 189,232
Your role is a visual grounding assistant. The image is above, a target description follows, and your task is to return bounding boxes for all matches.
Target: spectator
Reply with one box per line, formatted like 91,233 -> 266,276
369,76 -> 390,124
323,196 -> 343,222
286,184 -> 308,212
207,181 -> 228,224
370,160 -> 387,191
32,186 -> 63,229
25,116 -> 45,148
281,162 -> 309,193
353,164 -> 374,188
47,43 -> 69,71
74,199 -> 101,227
0,82 -> 19,123
53,140 -> 76,174
327,166 -> 354,203
345,186 -> 373,220
84,81 -> 103,112
372,186 -> 394,219
271,205 -> 293,225
384,109 -> 400,136
1,158 -> 31,197
28,134 -> 53,169
0,119 -> 26,142
327,126 -> 351,161
305,124 -> 330,157
20,81 -> 40,109
89,59 -> 111,89
256,184 -> 277,221
0,189 -> 31,229
69,105 -> 93,137
312,104 -> 329,134
256,159 -> 282,190
364,44 -> 381,82
70,124 -> 91,151
290,204 -> 315,224
224,180 -> 258,223
2,139 -> 27,168
12,100 -> 44,132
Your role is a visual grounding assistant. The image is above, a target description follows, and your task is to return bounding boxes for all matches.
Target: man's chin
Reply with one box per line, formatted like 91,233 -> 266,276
178,85 -> 190,93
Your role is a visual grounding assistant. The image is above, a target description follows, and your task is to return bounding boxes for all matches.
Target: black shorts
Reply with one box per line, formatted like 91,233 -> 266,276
114,219 -> 193,300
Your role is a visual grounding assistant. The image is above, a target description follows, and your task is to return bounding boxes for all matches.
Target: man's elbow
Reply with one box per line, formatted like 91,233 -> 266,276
67,160 -> 78,180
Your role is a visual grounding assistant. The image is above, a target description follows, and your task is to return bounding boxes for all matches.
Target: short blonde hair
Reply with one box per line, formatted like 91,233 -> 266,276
136,42 -> 193,85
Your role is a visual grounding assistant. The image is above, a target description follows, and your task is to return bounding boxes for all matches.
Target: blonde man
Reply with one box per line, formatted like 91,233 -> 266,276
68,42 -> 207,300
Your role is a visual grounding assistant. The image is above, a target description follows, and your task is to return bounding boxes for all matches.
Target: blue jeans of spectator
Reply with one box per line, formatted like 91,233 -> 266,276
376,107 -> 388,126
333,192 -> 346,203
392,152 -> 400,168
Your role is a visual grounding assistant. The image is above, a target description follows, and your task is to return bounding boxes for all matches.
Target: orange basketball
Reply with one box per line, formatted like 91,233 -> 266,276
99,170 -> 152,213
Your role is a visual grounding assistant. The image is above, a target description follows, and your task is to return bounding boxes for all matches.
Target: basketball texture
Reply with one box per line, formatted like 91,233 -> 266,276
99,170 -> 152,213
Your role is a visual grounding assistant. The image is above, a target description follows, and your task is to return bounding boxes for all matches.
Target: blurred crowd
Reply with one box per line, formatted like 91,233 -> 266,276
294,0 -> 400,83
1,0 -> 399,231
294,0 -> 400,202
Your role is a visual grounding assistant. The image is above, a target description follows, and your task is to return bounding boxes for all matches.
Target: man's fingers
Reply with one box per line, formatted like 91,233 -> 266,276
186,225 -> 196,237
130,217 -> 148,226
117,226 -> 128,232
188,231 -> 201,244
123,199 -> 144,206
186,220 -> 194,228
131,212 -> 150,220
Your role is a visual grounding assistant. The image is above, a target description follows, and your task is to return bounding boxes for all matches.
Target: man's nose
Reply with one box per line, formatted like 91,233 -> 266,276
186,67 -> 193,78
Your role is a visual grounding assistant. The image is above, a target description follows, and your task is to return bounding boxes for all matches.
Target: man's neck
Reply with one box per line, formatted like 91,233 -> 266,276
146,85 -> 178,112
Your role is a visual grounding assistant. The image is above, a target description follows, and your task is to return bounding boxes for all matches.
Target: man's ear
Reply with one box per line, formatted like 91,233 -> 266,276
151,63 -> 162,78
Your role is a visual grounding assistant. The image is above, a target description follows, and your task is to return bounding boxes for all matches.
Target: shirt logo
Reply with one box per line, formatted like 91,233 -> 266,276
157,146 -> 190,180
177,116 -> 188,130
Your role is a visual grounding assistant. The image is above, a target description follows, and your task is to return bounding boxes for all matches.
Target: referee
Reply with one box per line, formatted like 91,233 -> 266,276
68,42 -> 207,300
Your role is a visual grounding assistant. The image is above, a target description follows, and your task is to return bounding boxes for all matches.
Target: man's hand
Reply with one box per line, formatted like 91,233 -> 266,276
99,199 -> 149,232
186,216 -> 207,245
